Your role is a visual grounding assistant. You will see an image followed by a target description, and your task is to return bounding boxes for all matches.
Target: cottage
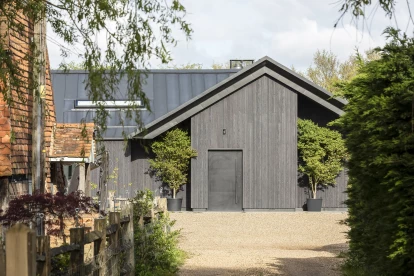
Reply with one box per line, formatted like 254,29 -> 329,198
51,56 -> 348,211
0,11 -> 95,211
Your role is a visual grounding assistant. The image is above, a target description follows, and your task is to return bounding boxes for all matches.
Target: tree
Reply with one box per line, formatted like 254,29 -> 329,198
0,191 -> 96,243
334,29 -> 414,275
293,49 -> 380,95
297,119 -> 347,199
149,128 -> 197,198
0,0 -> 192,140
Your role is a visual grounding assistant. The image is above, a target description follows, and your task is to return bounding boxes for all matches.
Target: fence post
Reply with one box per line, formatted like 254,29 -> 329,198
5,224 -> 36,276
0,242 -> 5,276
127,205 -> 135,276
109,212 -> 120,275
120,205 -> 135,276
70,227 -> 85,276
93,218 -> 106,276
36,236 -> 51,276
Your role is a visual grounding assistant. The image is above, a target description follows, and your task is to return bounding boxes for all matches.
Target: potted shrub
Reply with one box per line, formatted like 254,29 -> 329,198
149,128 -> 197,211
298,119 -> 347,212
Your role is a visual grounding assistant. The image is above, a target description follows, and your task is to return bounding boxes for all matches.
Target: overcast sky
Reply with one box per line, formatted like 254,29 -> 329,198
47,0 -> 414,71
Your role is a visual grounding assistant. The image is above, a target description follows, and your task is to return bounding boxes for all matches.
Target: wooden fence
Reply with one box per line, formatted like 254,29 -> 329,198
0,206 -> 135,276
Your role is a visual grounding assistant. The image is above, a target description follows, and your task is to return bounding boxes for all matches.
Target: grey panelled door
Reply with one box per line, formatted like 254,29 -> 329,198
208,151 -> 243,211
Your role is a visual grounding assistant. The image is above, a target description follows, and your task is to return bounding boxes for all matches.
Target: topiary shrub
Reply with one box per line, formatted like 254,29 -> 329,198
298,119 -> 347,199
149,128 -> 197,198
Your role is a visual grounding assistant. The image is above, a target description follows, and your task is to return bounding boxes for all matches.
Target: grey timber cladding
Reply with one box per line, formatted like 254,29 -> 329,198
191,76 -> 298,209
297,94 -> 348,209
90,140 -> 191,208
297,170 -> 348,209
51,70 -> 238,139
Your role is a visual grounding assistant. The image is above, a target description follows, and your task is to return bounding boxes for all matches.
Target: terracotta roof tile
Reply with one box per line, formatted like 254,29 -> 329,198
50,123 -> 95,159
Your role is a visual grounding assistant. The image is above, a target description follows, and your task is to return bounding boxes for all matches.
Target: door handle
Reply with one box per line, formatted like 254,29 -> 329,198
235,159 -> 237,204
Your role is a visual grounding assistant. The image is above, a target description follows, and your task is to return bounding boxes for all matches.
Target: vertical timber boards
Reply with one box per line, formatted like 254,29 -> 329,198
191,76 -> 298,209
297,94 -> 348,209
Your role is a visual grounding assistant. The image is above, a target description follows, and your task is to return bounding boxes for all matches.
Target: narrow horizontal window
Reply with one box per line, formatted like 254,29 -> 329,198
75,100 -> 143,108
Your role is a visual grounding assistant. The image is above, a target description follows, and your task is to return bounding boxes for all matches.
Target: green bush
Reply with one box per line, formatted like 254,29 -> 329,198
149,128 -> 197,198
335,29 -> 414,275
297,119 -> 347,198
131,190 -> 186,275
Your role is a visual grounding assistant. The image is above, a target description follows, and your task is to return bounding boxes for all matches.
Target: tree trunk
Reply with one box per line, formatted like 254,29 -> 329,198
311,177 -> 317,199
173,188 -> 176,199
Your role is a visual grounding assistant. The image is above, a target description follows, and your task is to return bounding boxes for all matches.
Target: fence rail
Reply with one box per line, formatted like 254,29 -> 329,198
1,207 -> 135,276
0,198 -> 167,276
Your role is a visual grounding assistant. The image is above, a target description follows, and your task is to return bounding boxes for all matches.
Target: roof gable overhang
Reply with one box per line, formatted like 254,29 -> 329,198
130,56 -> 346,140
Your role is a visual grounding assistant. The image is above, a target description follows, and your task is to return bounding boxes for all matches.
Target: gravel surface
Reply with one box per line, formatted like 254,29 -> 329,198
170,212 -> 348,276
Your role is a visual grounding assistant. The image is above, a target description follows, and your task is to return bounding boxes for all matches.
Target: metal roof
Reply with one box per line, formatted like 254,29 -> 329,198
51,56 -> 346,140
130,56 -> 346,139
51,69 -> 238,139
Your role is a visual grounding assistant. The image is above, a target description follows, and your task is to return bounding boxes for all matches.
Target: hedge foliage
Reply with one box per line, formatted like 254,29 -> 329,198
336,29 -> 414,275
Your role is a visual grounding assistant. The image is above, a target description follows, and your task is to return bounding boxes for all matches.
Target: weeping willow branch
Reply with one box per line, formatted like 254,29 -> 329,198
0,0 -> 192,147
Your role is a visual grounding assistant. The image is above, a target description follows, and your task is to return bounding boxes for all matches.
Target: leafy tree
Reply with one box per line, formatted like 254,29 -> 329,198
293,49 -> 380,95
0,191 -> 96,243
297,119 -> 347,199
335,29 -> 414,275
0,0 -> 192,140
149,128 -> 197,198
211,62 -> 230,69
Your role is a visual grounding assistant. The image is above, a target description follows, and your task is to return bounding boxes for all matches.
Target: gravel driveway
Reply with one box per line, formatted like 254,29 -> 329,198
170,212 -> 348,276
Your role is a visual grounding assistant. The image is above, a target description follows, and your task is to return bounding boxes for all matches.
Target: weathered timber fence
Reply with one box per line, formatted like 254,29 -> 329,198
2,207 -> 134,276
1,198 -> 168,276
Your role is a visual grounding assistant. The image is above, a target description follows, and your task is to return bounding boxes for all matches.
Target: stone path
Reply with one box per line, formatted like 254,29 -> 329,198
170,212 -> 348,276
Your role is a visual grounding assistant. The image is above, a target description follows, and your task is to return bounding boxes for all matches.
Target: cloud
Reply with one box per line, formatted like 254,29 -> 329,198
47,0 -> 408,70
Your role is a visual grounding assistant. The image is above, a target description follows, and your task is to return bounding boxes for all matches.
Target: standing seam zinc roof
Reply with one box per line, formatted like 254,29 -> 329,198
51,69 -> 239,139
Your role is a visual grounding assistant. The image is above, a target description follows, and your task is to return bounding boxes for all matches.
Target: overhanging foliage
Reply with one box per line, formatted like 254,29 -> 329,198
0,0 -> 192,141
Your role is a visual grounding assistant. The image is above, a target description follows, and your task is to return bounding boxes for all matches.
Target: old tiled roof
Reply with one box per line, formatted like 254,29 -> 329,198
50,123 -> 95,159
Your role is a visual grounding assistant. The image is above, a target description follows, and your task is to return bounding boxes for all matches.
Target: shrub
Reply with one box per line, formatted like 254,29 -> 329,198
149,128 -> 197,198
0,191 -> 96,243
297,119 -> 347,198
130,190 -> 186,275
335,29 -> 414,275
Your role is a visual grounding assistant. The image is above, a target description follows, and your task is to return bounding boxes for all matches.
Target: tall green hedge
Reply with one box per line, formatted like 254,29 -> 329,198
337,29 -> 414,275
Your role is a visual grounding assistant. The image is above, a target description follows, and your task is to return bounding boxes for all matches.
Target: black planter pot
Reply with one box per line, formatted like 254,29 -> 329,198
307,198 -> 322,212
167,198 -> 183,212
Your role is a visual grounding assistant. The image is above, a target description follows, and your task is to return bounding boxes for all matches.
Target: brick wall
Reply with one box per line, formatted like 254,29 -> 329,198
0,10 -> 56,184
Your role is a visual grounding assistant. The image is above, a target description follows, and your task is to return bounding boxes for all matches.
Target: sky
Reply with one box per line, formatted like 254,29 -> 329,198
47,0 -> 414,71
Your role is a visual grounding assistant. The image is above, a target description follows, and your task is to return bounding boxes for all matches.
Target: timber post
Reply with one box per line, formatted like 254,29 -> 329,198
5,224 -> 36,276
36,236 -> 51,276
69,227 -> 85,276
109,212 -> 120,275
93,218 -> 106,276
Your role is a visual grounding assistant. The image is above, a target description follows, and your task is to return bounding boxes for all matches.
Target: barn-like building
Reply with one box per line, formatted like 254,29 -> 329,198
51,57 -> 348,211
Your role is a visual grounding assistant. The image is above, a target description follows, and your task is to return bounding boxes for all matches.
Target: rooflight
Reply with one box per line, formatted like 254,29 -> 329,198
75,100 -> 143,108
230,60 -> 254,69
